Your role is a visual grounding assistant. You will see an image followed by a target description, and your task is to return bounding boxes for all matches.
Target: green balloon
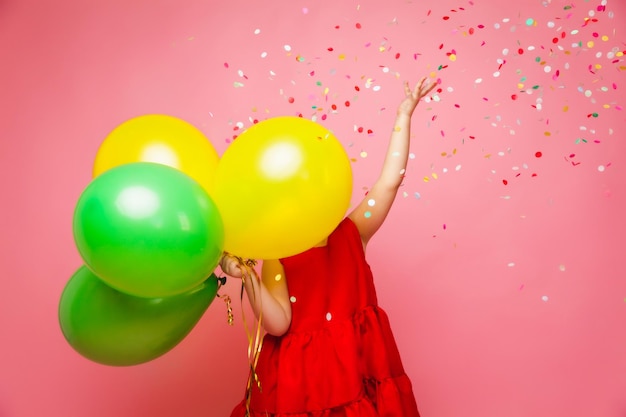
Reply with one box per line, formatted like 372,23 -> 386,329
59,265 -> 220,366
73,162 -> 224,297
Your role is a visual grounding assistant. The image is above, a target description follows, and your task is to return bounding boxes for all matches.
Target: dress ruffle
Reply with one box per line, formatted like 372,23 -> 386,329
230,306 -> 419,416
231,395 -> 379,417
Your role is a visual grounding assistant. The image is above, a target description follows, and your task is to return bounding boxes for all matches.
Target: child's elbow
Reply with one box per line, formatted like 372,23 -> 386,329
265,320 -> 291,337
264,311 -> 292,337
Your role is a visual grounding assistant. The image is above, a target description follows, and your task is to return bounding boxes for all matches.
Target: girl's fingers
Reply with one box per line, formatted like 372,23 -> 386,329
404,76 -> 436,100
418,79 -> 437,98
415,77 -> 432,96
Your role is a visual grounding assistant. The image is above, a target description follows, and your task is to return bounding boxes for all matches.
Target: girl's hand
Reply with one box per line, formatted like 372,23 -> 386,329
220,253 -> 246,278
397,76 -> 438,117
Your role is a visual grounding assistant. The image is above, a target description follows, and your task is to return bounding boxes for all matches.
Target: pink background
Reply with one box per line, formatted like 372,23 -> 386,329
1,0 -> 625,416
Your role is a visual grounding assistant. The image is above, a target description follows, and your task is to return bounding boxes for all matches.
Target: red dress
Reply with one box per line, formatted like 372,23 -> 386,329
230,218 -> 420,416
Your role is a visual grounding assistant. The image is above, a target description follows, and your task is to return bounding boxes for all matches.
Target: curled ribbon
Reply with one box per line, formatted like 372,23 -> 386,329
221,252 -> 264,416
216,278 -> 234,326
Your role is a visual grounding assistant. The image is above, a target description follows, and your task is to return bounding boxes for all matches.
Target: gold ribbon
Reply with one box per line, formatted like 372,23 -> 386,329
221,252 -> 264,416
216,281 -> 234,326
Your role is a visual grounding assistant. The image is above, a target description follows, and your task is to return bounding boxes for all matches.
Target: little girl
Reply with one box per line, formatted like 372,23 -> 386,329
221,76 -> 437,417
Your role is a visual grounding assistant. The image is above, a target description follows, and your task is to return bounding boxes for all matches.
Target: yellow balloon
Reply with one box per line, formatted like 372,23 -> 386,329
93,115 -> 219,193
212,116 -> 353,260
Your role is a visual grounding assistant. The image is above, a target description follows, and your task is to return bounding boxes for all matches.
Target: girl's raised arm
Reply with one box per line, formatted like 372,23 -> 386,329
348,76 -> 437,249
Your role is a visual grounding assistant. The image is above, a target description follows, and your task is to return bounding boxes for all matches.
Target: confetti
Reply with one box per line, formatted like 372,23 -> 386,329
205,0 -> 622,318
